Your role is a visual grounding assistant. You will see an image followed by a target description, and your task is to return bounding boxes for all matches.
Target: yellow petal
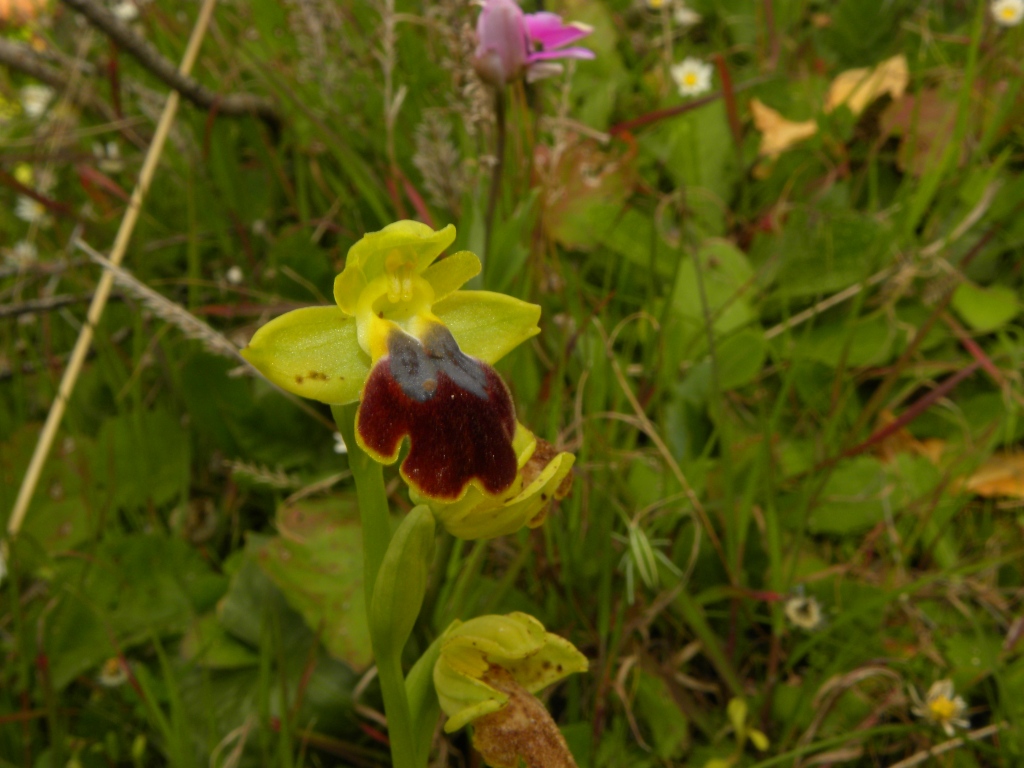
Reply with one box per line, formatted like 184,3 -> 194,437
241,306 -> 369,404
334,221 -> 456,315
749,98 -> 818,157
825,54 -> 908,116
422,250 -> 482,302
433,290 -> 541,365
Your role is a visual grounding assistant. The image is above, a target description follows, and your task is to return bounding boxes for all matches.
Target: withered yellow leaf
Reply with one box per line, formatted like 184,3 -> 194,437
962,453 -> 1024,499
825,55 -> 909,116
749,98 -> 818,157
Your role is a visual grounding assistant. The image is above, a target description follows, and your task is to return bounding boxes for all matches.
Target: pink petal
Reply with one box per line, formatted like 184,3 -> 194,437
527,47 -> 596,62
524,12 -> 592,49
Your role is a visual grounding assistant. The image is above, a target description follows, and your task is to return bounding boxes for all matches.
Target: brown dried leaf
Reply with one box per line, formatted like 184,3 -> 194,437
825,55 -> 909,116
749,98 -> 818,157
880,89 -> 962,176
962,453 -> 1024,499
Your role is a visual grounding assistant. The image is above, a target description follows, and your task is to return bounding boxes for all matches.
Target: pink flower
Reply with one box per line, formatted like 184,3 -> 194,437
473,0 -> 594,87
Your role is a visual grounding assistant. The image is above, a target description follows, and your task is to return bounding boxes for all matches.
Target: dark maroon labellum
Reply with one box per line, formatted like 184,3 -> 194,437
357,324 -> 518,500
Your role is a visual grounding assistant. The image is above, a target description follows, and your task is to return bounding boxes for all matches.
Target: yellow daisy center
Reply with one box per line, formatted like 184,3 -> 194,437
928,696 -> 956,721
684,72 -> 697,86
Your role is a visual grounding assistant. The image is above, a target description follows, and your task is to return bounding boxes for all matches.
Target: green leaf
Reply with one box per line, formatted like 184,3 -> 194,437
370,505 -> 435,660
634,671 -> 689,760
805,456 -> 887,535
671,239 -> 757,350
252,496 -> 373,668
241,306 -> 369,404
44,534 -> 226,689
95,408 -> 190,512
713,328 -> 767,389
951,282 -> 1020,332
0,425 -> 96,555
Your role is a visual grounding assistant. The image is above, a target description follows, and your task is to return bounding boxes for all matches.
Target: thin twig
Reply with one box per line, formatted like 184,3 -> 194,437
0,39 -> 122,125
8,0 -> 220,541
764,267 -> 894,340
0,293 -> 122,319
59,0 -> 280,127
78,240 -> 247,365
887,723 -> 1005,768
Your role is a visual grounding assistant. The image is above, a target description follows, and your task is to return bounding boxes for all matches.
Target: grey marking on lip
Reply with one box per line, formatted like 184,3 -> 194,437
387,325 -> 489,402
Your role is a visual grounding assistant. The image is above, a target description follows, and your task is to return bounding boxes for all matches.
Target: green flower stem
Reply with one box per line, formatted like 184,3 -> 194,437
332,404 -> 419,768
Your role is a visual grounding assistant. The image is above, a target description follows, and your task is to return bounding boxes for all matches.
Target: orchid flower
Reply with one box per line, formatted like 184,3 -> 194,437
434,613 -> 587,767
242,222 -> 570,516
474,0 -> 595,87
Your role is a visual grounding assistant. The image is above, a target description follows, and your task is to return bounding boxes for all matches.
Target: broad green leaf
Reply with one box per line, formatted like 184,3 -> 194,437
634,671 -> 689,760
253,496 -> 372,668
806,456 -> 887,535
671,239 -> 757,349
95,408 -> 190,512
0,425 -> 96,554
951,282 -> 1020,332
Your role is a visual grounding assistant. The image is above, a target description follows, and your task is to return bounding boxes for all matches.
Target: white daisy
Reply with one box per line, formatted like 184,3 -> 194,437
92,141 -> 124,174
98,657 -> 129,687
784,594 -> 824,630
333,432 -> 348,455
225,265 -> 244,285
20,85 -> 53,120
4,240 -> 38,268
911,679 -> 969,737
111,0 -> 138,22
992,0 -> 1024,26
670,57 -> 713,97
673,3 -> 701,26
15,195 -> 48,225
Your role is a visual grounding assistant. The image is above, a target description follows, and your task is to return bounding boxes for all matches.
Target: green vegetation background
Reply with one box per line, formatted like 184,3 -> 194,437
2,0 -> 1024,766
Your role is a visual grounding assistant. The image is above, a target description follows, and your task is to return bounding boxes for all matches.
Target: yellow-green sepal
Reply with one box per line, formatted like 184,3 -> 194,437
433,613 -> 588,733
241,306 -> 369,404
433,291 -> 541,365
334,222 -> 456,314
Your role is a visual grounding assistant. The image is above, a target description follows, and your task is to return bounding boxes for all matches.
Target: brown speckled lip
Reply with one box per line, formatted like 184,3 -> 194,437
357,324 -> 517,500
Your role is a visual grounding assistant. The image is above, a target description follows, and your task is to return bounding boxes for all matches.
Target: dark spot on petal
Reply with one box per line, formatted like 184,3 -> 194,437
541,493 -> 548,501
542,661 -> 552,669
295,375 -> 304,384
556,665 -> 563,672
307,371 -> 329,381
357,324 -> 517,499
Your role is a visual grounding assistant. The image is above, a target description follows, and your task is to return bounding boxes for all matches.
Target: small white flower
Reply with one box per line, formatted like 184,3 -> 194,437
670,57 -> 713,97
226,265 -> 244,285
4,240 -> 38,268
111,0 -> 138,22
992,0 -> 1024,26
15,196 -> 48,225
92,141 -> 124,174
644,0 -> 669,9
673,3 -> 701,26
784,594 -> 824,630
251,219 -> 267,237
910,679 -> 969,737
20,85 -> 53,120
333,432 -> 348,455
98,657 -> 129,687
